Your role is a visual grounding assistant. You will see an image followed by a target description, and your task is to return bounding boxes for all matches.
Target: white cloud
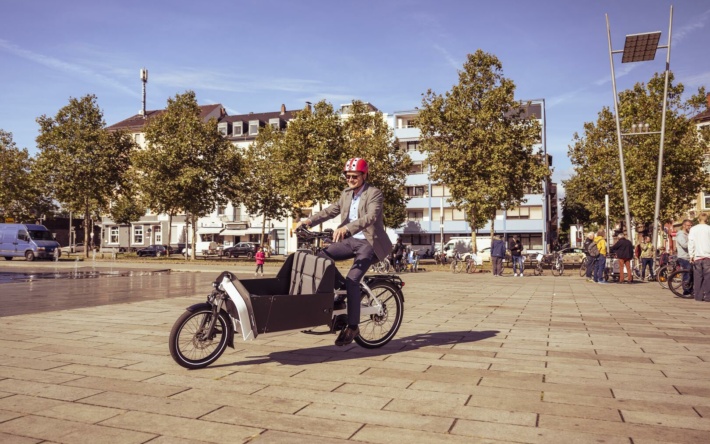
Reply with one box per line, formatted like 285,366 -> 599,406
0,39 -> 138,97
678,71 -> 710,88
431,44 -> 461,71
154,68 -> 322,94
672,9 -> 710,46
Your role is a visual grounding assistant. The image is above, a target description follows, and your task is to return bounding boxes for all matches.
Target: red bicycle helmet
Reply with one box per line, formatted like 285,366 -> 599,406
344,157 -> 368,174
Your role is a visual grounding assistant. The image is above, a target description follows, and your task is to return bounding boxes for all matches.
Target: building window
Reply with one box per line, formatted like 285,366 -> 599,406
406,186 -> 426,197
249,120 -> 259,135
704,192 -> 710,210
402,234 -> 432,246
432,208 -> 466,221
407,210 -> 423,221
154,227 -> 162,244
431,185 -> 451,197
406,141 -> 419,152
269,118 -> 280,131
133,226 -> 143,244
217,205 -> 225,215
109,227 -> 119,244
233,122 -> 243,136
409,163 -> 424,174
217,122 -> 229,136
703,156 -> 710,175
134,133 -> 143,144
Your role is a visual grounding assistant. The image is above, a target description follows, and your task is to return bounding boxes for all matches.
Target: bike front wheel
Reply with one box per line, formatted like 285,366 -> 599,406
169,308 -> 230,369
466,260 -> 477,274
552,261 -> 564,276
356,282 -> 404,349
668,269 -> 693,299
579,258 -> 587,277
657,265 -> 669,289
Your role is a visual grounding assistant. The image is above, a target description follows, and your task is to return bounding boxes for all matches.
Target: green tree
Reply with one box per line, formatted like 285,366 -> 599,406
417,50 -> 549,251
0,130 -> 54,221
35,95 -> 134,256
564,75 -> 708,231
109,167 -> 147,225
141,91 -> 240,259
240,125 -> 291,244
342,101 -> 411,228
279,101 -> 346,219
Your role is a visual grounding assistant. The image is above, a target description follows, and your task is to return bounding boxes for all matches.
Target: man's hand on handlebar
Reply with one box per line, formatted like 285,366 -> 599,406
295,218 -> 311,231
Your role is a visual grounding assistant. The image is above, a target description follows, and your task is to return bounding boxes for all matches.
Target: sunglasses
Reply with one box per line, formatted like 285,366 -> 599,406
344,174 -> 362,180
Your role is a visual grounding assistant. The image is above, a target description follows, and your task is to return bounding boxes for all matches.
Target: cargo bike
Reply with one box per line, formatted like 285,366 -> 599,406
169,227 -> 405,369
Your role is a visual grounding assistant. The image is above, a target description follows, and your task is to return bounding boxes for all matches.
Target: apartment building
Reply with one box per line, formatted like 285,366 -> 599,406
390,100 -> 558,254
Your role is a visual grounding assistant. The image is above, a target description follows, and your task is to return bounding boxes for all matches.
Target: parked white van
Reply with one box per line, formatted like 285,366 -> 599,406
442,236 -> 491,264
0,223 -> 61,261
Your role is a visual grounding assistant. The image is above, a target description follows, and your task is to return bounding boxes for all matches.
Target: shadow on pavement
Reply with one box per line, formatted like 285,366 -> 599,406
213,330 -> 500,368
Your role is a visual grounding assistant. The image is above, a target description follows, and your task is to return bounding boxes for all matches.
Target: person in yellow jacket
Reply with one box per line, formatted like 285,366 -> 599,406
593,229 -> 608,283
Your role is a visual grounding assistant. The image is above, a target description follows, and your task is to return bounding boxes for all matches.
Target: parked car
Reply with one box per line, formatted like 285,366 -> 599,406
222,242 -> 259,258
136,245 -> 169,257
555,247 -> 586,265
60,243 -> 89,254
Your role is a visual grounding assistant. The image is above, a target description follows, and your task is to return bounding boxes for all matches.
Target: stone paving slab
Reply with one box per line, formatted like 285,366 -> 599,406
1,263 -> 710,442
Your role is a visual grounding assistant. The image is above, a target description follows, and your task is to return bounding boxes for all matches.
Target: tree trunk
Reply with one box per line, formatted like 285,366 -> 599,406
470,209 -> 478,253
84,204 -> 90,258
261,213 -> 267,246
167,212 -> 173,252
190,214 -> 198,261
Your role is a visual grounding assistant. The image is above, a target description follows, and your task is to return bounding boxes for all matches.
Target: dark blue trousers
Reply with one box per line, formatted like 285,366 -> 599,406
318,237 -> 375,326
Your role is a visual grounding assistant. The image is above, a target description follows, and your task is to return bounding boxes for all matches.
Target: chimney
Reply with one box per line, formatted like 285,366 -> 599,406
280,104 -> 286,115
306,101 -> 312,111
707,93 -> 710,109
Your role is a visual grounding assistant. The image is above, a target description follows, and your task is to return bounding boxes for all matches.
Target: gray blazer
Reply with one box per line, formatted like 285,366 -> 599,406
309,183 -> 393,261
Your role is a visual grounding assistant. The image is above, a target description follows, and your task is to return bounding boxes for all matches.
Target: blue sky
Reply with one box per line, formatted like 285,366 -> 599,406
2,0 -> 709,190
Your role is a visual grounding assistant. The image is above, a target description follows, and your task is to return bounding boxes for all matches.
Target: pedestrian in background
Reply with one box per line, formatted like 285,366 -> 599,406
610,232 -> 633,284
689,213 -> 710,302
510,235 -> 524,277
491,234 -> 506,277
593,229 -> 607,284
254,246 -> 265,276
640,236 -> 655,281
675,219 -> 692,295
583,232 -> 596,282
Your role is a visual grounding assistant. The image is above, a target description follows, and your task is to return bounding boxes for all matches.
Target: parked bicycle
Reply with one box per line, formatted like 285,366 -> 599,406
450,251 -> 465,274
551,251 -> 564,276
656,256 -> 678,289
578,255 -> 592,277
533,253 -> 545,276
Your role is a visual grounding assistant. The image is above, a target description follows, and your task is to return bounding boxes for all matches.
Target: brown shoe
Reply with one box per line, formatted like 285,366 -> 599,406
335,326 -> 359,346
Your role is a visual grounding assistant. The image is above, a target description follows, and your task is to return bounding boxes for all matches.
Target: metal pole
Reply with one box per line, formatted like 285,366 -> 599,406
651,5 -> 673,261
606,14 -> 633,247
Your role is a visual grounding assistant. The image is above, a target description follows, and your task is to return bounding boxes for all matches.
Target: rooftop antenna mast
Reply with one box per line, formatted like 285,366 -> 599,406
140,68 -> 148,119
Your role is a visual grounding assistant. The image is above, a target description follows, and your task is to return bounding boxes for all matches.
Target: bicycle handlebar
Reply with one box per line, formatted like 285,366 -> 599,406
295,225 -> 334,242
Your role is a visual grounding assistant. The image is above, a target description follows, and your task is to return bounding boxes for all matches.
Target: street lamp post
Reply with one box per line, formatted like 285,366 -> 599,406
605,6 -> 673,256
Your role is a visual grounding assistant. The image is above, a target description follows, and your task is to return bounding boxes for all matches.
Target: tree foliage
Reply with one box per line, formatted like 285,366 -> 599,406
34,95 -> 134,256
279,100 -> 411,228
564,74 -> 708,228
0,130 -> 54,221
240,124 -> 292,243
279,101 -> 346,217
417,50 -> 549,249
140,91 -> 240,259
341,101 -> 411,228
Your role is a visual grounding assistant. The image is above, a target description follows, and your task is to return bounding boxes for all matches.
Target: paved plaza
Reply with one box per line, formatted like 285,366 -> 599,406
1,260 -> 710,443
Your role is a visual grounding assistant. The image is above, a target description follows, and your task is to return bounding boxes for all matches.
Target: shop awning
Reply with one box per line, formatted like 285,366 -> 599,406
221,229 -> 247,237
197,227 -> 223,234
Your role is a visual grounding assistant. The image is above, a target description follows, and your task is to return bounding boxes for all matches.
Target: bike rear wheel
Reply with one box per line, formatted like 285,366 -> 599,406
668,269 -> 693,299
466,260 -> 477,274
355,282 -> 404,348
169,308 -> 229,369
578,258 -> 587,277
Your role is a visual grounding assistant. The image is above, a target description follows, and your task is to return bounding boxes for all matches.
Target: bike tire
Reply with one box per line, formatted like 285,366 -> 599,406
355,282 -> 404,349
657,265 -> 669,289
668,269 -> 693,299
467,261 -> 477,274
552,262 -> 562,276
169,308 -> 229,369
578,260 -> 586,277
533,265 -> 542,276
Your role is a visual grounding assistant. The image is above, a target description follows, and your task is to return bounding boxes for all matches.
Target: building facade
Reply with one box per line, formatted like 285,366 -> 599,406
390,99 -> 558,254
